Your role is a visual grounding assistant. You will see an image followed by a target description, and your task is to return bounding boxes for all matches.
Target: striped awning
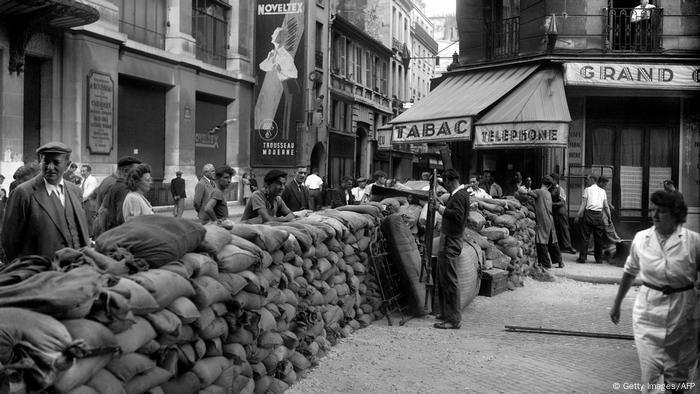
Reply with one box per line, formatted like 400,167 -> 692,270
474,67 -> 571,149
388,65 -> 539,144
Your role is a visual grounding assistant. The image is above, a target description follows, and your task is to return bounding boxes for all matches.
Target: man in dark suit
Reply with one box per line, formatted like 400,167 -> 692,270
2,142 -> 90,261
329,176 -> 355,208
281,167 -> 310,211
170,170 -> 186,218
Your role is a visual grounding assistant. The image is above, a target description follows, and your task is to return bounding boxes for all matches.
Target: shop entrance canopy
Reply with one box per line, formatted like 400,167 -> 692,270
474,67 -> 571,149
388,65 -> 539,144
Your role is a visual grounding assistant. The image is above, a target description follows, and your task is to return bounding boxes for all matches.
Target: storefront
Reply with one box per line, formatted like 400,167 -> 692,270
563,62 -> 700,236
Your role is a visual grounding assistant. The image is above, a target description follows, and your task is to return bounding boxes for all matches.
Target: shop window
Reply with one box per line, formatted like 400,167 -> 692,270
115,0 -> 166,48
193,0 -> 229,68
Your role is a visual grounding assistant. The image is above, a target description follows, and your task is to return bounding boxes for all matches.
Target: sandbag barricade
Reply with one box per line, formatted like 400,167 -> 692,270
0,210 -> 389,393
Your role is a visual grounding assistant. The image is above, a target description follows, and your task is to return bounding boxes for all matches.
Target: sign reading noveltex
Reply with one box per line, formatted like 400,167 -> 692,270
565,63 -> 700,90
474,122 -> 569,149
392,118 -> 472,144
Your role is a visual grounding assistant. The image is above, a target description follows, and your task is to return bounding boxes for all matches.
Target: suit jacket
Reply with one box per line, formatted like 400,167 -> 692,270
281,180 -> 309,211
193,177 -> 215,213
170,177 -> 186,199
2,174 -> 90,261
329,188 -> 355,208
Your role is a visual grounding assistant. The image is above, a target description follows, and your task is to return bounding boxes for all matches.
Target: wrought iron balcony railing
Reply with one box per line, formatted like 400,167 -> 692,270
606,7 -> 663,52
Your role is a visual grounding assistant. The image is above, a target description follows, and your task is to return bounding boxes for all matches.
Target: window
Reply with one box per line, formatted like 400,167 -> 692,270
193,0 -> 229,67
332,34 -> 346,75
355,47 -> 363,84
365,51 -> 372,87
315,22 -> 323,68
116,0 -> 166,48
380,61 -> 388,94
339,101 -> 347,130
372,55 -> 379,90
345,39 -> 352,76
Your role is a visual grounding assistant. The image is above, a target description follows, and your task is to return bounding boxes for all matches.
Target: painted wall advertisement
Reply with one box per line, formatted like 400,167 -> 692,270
564,63 -> 700,90
252,0 -> 306,167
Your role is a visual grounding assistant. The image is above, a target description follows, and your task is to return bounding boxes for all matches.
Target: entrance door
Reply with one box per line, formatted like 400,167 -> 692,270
23,57 -> 42,163
586,119 -> 678,238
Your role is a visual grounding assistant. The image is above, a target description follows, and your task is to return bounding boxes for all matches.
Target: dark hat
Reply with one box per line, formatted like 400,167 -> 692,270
36,142 -> 71,155
175,171 -> 183,175
264,169 -> 287,183
117,156 -> 142,167
541,175 -> 554,186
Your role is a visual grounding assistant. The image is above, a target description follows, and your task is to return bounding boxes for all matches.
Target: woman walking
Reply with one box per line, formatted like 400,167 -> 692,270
610,191 -> 700,393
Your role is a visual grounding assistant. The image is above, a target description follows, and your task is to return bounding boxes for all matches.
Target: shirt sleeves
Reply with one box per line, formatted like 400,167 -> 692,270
250,191 -> 267,213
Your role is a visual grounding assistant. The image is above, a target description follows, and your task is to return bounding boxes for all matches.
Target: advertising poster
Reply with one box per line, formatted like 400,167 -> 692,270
252,0 -> 306,167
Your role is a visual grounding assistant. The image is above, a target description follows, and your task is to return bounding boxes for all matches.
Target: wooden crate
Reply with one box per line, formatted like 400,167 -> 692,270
479,268 -> 509,297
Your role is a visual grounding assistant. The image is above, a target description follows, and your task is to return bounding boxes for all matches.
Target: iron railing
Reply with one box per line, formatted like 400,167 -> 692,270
606,7 -> 663,52
484,17 -> 519,60
193,5 -> 228,68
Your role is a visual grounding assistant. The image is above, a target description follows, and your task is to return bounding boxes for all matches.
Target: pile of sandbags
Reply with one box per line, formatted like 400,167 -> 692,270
464,196 -> 538,289
0,210 -> 390,393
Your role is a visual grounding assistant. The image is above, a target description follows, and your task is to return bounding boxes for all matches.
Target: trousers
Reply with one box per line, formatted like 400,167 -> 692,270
436,234 -> 462,324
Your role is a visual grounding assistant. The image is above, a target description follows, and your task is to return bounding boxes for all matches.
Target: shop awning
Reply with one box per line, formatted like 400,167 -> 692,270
388,64 -> 539,144
474,67 -> 571,149
0,0 -> 99,29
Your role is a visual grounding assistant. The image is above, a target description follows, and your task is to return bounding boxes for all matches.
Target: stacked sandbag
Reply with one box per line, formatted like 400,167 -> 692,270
0,210 -> 392,393
466,196 -> 538,289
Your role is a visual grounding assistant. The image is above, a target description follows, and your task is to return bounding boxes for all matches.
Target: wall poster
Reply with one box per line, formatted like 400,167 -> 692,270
252,0 -> 306,167
87,71 -> 114,154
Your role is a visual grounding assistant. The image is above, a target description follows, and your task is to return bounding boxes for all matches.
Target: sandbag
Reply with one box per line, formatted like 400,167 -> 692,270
380,214 -> 425,317
217,272 -> 248,296
494,214 -> 517,231
159,371 -> 201,394
106,353 -> 156,382
146,310 -> 182,336
467,211 -> 486,232
166,297 -> 201,324
230,224 -> 288,252
336,204 -> 382,217
123,366 -> 172,394
192,357 -> 230,387
130,269 -> 195,308
54,353 -> 114,394
86,369 -> 125,394
180,253 -> 219,279
96,216 -> 205,268
115,317 -> 156,354
110,278 -> 160,315
201,224 -> 232,254
0,266 -> 103,319
192,276 -> 232,308
480,226 -> 509,241
431,238 -> 483,309
0,308 -> 86,392
217,244 -> 258,274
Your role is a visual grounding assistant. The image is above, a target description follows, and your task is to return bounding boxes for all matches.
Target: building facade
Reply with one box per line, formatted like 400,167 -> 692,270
393,0 -> 700,235
0,0 -> 256,205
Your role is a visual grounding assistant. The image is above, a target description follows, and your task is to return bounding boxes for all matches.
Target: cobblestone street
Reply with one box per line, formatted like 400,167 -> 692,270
288,276 -> 698,394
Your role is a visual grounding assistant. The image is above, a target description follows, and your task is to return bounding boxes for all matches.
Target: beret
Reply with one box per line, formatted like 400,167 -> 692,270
117,156 -> 142,167
36,142 -> 71,155
264,169 -> 287,183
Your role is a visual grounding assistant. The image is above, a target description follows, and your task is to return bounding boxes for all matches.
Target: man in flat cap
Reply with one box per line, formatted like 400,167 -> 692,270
240,169 -> 295,223
92,155 -> 142,236
170,170 -> 186,218
1,142 -> 90,261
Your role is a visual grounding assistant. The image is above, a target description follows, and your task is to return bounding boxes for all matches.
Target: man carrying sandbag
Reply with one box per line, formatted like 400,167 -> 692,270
2,142 -> 90,261
432,169 -> 471,330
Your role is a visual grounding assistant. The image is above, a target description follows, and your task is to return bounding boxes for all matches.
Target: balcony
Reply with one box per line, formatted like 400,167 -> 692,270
606,8 -> 663,52
485,17 -> 519,60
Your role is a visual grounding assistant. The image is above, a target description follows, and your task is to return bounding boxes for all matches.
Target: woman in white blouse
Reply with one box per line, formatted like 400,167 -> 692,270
122,163 -> 154,222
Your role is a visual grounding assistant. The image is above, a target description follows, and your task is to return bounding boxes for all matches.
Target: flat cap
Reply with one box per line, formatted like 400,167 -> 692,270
36,142 -> 71,155
117,156 -> 142,167
264,169 -> 287,183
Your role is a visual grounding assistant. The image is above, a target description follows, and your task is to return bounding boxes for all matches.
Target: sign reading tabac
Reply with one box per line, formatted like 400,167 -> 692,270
392,117 -> 472,144
565,63 -> 700,90
474,122 -> 569,149
87,71 -> 114,154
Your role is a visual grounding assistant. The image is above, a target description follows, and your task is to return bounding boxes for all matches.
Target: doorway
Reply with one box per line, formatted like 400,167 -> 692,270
23,57 -> 43,163
586,97 -> 679,238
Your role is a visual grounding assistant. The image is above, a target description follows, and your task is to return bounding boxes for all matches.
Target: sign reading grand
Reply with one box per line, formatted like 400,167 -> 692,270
392,117 -> 471,144
474,122 -> 569,149
86,71 -> 114,154
565,63 -> 700,90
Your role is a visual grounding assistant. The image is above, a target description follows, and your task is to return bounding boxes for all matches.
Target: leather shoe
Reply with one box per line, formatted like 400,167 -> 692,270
564,248 -> 578,254
576,259 -> 586,264
434,321 -> 461,330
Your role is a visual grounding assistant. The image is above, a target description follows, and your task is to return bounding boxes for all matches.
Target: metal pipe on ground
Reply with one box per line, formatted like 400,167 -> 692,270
505,325 -> 634,340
